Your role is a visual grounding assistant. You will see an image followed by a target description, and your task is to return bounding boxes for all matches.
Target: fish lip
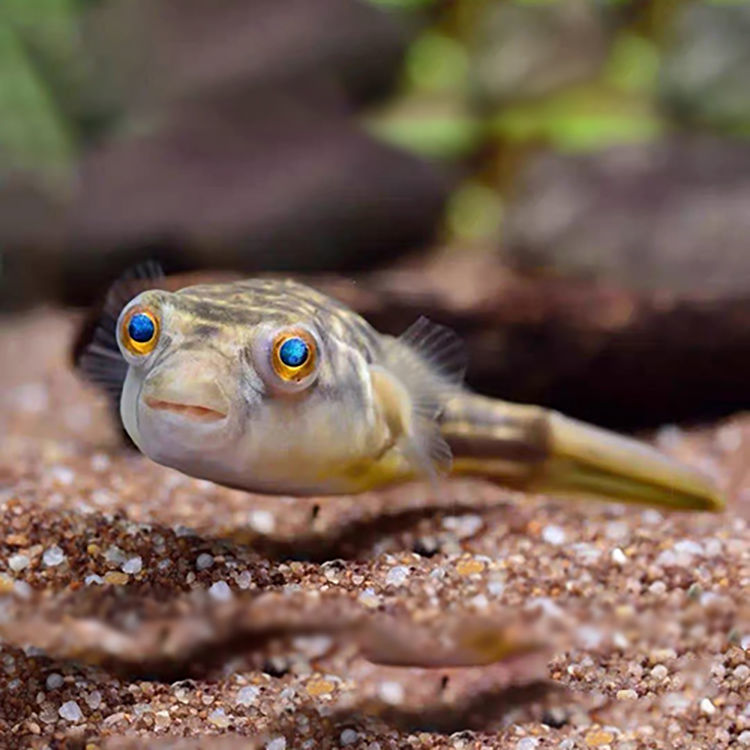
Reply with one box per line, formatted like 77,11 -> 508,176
143,396 -> 228,423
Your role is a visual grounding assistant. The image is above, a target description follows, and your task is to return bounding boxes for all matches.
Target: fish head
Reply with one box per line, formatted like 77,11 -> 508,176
115,280 -> 390,493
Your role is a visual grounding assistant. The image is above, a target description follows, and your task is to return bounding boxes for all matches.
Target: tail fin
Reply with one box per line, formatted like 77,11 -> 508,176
442,394 -> 724,512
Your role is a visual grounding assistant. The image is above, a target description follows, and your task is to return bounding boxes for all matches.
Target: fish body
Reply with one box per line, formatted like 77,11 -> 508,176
78,269 -> 724,511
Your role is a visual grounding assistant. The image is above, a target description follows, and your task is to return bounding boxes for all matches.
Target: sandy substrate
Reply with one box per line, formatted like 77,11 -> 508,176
0,310 -> 747,749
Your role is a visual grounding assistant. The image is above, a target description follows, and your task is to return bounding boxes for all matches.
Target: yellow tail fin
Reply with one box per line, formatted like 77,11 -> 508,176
443,394 -> 724,512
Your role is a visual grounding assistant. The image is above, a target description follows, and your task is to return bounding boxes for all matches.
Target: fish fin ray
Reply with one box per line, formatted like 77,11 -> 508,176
398,316 -> 467,389
414,415 -> 453,474
372,317 -> 466,481
386,317 -> 466,421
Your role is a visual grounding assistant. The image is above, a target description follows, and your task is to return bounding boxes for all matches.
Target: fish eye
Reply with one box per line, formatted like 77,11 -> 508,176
121,308 -> 160,356
278,337 -> 309,368
265,327 -> 319,390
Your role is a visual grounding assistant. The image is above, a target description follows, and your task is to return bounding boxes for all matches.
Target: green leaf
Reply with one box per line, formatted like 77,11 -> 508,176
605,33 -> 660,94
406,32 -> 469,93
366,112 -> 485,160
492,86 -> 664,152
0,24 -> 74,180
446,182 -> 504,242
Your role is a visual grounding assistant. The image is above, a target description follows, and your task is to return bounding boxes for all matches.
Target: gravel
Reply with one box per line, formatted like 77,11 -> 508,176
122,556 -> 143,575
58,700 -> 83,722
235,686 -> 260,706
541,525 -> 566,545
45,673 -> 64,690
0,311 -> 748,749
42,546 -> 66,567
208,580 -> 233,602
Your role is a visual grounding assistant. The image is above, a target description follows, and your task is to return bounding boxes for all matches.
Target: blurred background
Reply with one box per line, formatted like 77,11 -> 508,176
1,0 -> 748,431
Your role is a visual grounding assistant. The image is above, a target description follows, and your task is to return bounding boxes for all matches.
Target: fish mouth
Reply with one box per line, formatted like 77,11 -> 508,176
144,397 -> 228,423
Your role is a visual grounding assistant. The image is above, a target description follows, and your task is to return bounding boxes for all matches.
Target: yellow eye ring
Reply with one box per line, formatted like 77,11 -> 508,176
121,307 -> 160,356
271,329 -> 317,383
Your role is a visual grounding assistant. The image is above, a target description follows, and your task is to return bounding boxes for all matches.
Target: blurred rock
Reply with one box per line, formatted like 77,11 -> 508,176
468,0 -> 608,105
307,254 -> 750,429
88,0 -> 410,111
503,138 -> 750,296
0,183 -> 69,310
0,0 -> 448,309
58,99 -> 450,304
660,3 -> 750,130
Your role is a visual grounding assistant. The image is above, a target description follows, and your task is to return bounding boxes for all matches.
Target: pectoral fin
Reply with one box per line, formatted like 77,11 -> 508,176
367,316 -> 468,483
369,365 -> 451,480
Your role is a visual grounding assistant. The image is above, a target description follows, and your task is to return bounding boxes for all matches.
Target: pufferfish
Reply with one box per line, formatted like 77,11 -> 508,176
76,264 -> 723,511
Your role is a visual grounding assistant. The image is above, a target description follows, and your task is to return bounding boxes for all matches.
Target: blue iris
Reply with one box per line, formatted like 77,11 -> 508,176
128,313 -> 156,343
279,337 -> 309,367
